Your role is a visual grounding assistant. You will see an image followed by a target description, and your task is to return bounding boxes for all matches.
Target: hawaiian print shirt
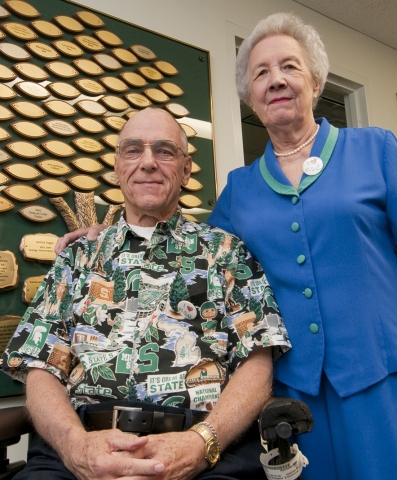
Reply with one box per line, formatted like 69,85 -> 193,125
3,211 -> 291,412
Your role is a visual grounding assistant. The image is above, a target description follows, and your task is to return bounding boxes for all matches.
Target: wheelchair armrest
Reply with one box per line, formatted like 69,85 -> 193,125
0,407 -> 33,445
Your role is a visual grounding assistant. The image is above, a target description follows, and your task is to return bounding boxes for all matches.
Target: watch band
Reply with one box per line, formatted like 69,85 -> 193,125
189,422 -> 221,468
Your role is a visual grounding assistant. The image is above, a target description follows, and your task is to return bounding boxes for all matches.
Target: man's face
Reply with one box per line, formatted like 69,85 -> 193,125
115,109 -> 191,225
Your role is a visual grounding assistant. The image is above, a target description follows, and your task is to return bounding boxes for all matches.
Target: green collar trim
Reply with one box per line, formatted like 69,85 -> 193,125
259,124 -> 339,196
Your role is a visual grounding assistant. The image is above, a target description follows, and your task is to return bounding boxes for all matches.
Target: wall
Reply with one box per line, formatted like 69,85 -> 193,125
74,0 -> 397,194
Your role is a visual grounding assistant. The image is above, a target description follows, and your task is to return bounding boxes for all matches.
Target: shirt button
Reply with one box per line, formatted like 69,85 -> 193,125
144,259 -> 150,265
310,323 -> 319,334
291,196 -> 299,205
297,255 -> 306,264
291,222 -> 300,232
304,288 -> 313,298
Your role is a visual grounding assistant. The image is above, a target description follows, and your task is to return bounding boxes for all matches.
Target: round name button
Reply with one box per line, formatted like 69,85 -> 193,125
303,156 -> 323,176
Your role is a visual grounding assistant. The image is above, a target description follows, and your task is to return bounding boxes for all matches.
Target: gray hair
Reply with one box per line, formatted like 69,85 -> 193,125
236,12 -> 329,108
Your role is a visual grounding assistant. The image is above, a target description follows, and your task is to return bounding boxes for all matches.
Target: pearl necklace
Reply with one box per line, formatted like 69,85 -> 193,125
273,124 -> 320,157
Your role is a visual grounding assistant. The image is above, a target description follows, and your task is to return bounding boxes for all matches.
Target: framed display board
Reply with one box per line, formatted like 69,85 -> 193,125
0,0 -> 215,396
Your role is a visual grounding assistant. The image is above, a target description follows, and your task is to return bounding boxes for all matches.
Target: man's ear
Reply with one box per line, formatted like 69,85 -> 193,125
181,155 -> 192,186
114,156 -> 120,185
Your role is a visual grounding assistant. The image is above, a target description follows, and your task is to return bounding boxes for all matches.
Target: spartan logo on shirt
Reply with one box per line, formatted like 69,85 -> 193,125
19,320 -> 51,357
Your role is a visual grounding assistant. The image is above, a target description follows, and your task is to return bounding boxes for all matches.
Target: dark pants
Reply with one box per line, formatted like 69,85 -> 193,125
14,403 -> 265,480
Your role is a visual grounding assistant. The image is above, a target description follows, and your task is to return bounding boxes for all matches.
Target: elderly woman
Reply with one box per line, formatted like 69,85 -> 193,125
209,12 -> 397,480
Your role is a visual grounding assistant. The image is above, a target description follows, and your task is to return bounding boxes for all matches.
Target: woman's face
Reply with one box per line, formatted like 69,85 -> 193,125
248,35 -> 319,130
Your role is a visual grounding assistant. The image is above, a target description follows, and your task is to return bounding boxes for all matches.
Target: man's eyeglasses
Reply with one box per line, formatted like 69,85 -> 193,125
116,138 -> 187,162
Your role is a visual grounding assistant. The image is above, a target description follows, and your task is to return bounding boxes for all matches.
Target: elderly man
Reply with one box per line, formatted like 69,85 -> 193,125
3,108 -> 291,480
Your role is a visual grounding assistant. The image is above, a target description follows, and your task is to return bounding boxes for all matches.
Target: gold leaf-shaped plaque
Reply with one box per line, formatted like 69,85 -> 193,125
19,205 -> 56,223
35,179 -> 70,195
1,21 -> 38,40
73,58 -> 104,75
154,60 -> 178,76
20,233 -> 58,263
67,175 -> 100,191
44,119 -> 78,136
165,103 -> 190,117
0,83 -> 16,99
4,163 -> 41,180
99,76 -> 128,93
0,42 -> 30,60
138,66 -> 163,82
93,53 -> 122,71
75,99 -> 106,116
22,275 -> 46,303
125,93 -> 152,108
13,62 -> 49,81
102,134 -> 118,148
72,137 -> 104,153
75,78 -> 106,95
100,152 -> 115,167
26,41 -> 60,59
0,172 -> 10,185
0,105 -> 14,121
102,188 -> 124,204
183,178 -> 203,191
44,100 -> 77,117
15,81 -> 50,99
4,1 -> 40,19
45,61 -> 79,78
0,30 -> 4,40
159,82 -> 184,97
125,110 -> 139,119
183,213 -> 199,222
0,6 -> 10,18
94,30 -> 123,47
0,127 -> 10,141
102,115 -> 126,131
74,34 -> 105,52
11,100 -> 46,118
37,159 -> 71,176
144,88 -> 169,103
0,250 -> 18,290
0,64 -> 16,81
179,123 -> 197,138
130,44 -> 157,61
3,184 -> 41,201
75,11 -> 105,28
41,140 -> 76,157
120,71 -> 147,87
30,20 -> 63,38
48,81 -> 81,99
7,141 -> 43,158
53,40 -> 84,57
74,117 -> 105,134
53,15 -> 84,33
0,149 -> 11,163
100,95 -> 129,112
179,194 -> 202,208
189,144 -> 198,155
11,121 -> 47,138
0,127 -> 8,141
0,195 -> 14,212
101,171 -> 118,186
71,157 -> 103,173
111,48 -> 138,65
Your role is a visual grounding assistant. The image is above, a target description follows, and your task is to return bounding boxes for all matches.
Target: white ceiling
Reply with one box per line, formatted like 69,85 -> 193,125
292,0 -> 397,50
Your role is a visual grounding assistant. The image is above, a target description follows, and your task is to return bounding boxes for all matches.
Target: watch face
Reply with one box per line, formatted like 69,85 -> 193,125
207,441 -> 220,465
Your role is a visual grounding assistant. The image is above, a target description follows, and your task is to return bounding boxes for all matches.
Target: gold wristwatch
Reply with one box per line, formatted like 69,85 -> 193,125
189,422 -> 221,468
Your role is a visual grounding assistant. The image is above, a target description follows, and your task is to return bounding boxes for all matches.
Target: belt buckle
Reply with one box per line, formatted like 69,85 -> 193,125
112,406 -> 142,433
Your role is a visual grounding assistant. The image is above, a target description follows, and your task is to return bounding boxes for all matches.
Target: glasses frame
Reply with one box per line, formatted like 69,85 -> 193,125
116,138 -> 188,162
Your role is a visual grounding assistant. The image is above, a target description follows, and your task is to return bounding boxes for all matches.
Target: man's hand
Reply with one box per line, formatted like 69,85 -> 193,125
62,428 -> 166,480
54,224 -> 106,255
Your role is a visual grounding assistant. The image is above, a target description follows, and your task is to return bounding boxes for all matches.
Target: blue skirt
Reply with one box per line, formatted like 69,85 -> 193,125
274,373 -> 397,480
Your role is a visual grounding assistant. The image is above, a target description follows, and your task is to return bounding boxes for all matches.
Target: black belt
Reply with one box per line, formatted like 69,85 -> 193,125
80,401 -> 207,436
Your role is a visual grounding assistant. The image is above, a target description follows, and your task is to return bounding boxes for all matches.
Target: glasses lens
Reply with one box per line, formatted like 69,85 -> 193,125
119,139 -> 144,160
152,140 -> 180,161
